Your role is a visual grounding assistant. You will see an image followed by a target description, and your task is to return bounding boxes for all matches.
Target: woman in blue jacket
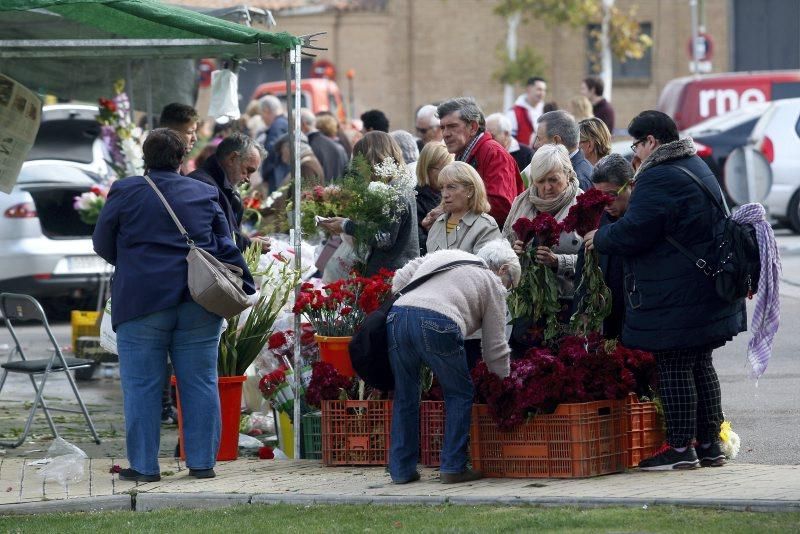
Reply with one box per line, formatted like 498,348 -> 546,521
93,129 -> 255,482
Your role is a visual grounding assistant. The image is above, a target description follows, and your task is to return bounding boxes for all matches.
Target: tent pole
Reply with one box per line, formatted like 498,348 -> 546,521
289,45 -> 303,461
145,59 -> 154,130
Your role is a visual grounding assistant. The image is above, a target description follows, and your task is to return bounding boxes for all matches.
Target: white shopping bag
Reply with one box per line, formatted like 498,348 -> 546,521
99,299 -> 118,355
208,69 -> 241,120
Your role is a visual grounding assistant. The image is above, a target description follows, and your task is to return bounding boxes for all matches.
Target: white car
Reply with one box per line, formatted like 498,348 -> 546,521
0,105 -> 112,301
748,98 -> 800,232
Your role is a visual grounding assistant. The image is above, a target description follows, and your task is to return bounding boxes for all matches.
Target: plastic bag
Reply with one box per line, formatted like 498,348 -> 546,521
99,299 -> 117,355
238,433 -> 263,449
37,438 -> 88,486
208,69 -> 240,120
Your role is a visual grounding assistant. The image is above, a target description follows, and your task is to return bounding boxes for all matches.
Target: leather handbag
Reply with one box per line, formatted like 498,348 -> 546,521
143,175 -> 251,319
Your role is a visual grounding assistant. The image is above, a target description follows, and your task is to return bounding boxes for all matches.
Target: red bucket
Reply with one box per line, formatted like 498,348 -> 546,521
315,334 -> 355,377
172,374 -> 246,461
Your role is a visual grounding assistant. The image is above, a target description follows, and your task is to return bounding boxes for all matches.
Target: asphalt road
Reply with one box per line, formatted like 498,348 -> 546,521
1,231 -> 799,464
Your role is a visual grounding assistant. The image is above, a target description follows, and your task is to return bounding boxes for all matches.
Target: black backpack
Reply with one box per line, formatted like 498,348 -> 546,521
348,259 -> 486,391
666,165 -> 761,303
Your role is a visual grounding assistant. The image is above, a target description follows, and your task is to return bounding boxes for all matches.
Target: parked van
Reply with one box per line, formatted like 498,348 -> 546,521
657,70 -> 800,130
252,78 -> 346,123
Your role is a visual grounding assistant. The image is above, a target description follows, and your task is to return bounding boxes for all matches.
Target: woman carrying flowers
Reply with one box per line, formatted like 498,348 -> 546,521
503,144 -> 582,350
320,132 -> 419,276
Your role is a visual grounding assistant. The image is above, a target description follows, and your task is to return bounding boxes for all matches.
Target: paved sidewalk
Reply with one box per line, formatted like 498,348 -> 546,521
1,458 -> 798,514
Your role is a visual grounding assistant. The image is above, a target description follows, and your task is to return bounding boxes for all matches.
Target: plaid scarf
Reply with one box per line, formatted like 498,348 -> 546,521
732,203 -> 781,378
457,132 -> 484,163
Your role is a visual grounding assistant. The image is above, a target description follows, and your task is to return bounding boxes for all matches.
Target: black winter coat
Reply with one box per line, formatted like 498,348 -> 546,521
593,150 -> 746,351
415,185 -> 441,255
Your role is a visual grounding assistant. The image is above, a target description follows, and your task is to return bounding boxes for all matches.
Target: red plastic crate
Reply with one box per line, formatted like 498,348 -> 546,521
470,399 -> 626,478
321,399 -> 392,466
624,394 -> 665,468
420,401 -> 445,467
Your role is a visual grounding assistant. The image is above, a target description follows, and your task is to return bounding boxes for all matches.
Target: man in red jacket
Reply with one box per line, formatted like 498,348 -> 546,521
437,97 -> 525,229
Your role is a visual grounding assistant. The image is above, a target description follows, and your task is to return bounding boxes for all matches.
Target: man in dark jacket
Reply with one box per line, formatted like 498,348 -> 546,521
189,133 -> 268,252
258,95 -> 289,191
300,108 -> 347,183
581,76 -> 615,132
585,110 -> 746,471
437,97 -> 524,228
532,110 -> 593,192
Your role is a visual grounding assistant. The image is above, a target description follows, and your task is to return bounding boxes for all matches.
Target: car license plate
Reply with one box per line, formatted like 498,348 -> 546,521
61,256 -> 108,274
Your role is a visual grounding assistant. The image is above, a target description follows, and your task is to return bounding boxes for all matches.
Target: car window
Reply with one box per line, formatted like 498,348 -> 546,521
683,103 -> 769,136
19,165 -> 101,185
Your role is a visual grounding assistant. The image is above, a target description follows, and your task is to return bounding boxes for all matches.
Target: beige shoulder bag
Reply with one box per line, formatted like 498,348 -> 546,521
143,175 -> 250,319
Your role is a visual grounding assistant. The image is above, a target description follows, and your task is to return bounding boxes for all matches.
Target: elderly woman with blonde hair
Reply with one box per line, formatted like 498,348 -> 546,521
578,117 -> 612,166
425,161 -> 501,254
503,143 -> 583,350
416,143 -> 453,254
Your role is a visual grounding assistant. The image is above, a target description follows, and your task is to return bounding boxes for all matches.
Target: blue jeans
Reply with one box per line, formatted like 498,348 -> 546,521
116,301 -> 223,475
387,306 -> 474,482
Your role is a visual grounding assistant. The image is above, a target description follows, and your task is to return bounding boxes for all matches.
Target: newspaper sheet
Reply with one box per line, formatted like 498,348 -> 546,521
0,73 -> 42,194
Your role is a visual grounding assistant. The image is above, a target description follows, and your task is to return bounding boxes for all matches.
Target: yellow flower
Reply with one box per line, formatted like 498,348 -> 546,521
720,420 -> 732,444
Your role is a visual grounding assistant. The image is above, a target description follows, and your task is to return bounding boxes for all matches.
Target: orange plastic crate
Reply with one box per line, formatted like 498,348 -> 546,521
321,399 -> 392,466
420,401 -> 445,467
624,394 -> 665,468
470,399 -> 626,478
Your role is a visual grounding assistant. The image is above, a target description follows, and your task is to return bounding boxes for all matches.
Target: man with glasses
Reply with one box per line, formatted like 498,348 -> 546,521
584,110 -> 746,471
415,104 -> 443,147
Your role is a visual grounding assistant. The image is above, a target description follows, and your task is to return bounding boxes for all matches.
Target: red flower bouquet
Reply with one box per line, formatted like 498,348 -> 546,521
473,334 -> 655,430
304,361 -> 359,408
293,270 -> 394,337
562,189 -> 615,336
508,213 -> 564,341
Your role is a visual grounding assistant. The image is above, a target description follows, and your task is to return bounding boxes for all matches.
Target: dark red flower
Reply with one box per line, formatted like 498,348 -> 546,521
530,212 -> 562,248
560,188 -> 614,237
268,331 -> 289,350
258,446 -> 275,459
512,217 -> 537,246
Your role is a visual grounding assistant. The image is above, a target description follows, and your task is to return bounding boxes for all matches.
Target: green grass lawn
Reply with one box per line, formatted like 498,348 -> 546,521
1,504 -> 799,533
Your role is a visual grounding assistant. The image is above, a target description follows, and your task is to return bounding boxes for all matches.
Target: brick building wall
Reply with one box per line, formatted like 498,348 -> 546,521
178,0 -> 731,134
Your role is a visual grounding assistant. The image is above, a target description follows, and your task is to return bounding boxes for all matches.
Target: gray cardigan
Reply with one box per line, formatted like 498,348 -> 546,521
344,191 -> 420,276
425,211 -> 501,255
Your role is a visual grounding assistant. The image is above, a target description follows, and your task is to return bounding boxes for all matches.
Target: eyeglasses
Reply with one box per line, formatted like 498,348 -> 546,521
630,138 -> 646,152
416,126 -> 431,135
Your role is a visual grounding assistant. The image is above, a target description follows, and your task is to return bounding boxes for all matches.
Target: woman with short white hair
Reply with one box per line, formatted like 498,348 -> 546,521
386,240 -> 520,486
503,143 -> 582,350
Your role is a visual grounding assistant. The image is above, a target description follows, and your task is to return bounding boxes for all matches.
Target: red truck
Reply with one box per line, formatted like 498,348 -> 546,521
657,70 -> 800,130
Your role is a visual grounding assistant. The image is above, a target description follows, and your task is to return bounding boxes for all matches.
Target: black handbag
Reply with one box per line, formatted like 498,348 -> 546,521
348,259 -> 486,391
666,165 -> 761,303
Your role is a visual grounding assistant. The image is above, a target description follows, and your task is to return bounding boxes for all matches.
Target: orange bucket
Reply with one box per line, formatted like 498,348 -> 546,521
315,334 -> 355,377
172,374 -> 246,461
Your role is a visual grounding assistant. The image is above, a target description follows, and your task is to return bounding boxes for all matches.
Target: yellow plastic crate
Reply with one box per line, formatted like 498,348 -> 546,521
70,311 -> 100,350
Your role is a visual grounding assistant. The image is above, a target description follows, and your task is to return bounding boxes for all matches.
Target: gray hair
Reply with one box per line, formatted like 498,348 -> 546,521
538,110 -> 579,151
389,130 -> 420,164
476,239 -> 521,287
592,153 -> 633,187
299,108 -> 316,128
485,112 -> 512,135
216,132 -> 266,161
259,94 -> 283,115
416,104 -> 440,128
436,97 -> 485,132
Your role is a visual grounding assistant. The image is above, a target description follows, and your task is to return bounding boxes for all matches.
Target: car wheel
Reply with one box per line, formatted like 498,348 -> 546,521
788,191 -> 800,234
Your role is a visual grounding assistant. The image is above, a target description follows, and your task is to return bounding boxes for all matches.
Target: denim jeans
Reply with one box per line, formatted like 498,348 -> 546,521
387,306 -> 474,482
116,301 -> 223,475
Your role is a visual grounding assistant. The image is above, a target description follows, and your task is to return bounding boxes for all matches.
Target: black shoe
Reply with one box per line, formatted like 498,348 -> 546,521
392,471 -> 420,484
440,468 -> 483,484
638,444 -> 699,471
188,468 -> 216,479
118,468 -> 161,482
698,442 -> 726,467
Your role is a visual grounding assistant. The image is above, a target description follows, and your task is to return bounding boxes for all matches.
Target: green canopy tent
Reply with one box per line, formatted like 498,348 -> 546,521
0,0 -> 316,459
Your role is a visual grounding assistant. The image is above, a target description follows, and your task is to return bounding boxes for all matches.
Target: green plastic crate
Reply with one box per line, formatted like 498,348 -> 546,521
302,412 -> 322,460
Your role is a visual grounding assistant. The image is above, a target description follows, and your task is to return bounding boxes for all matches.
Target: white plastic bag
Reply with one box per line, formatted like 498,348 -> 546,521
208,69 -> 240,120
99,299 -> 117,355
37,438 -> 88,486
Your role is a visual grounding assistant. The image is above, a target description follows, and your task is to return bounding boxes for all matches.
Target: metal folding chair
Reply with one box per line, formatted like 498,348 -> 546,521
0,293 -> 101,447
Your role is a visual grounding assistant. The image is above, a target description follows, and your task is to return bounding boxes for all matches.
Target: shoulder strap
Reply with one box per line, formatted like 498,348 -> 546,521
397,259 -> 486,296
143,175 -> 195,247
673,164 -> 731,217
